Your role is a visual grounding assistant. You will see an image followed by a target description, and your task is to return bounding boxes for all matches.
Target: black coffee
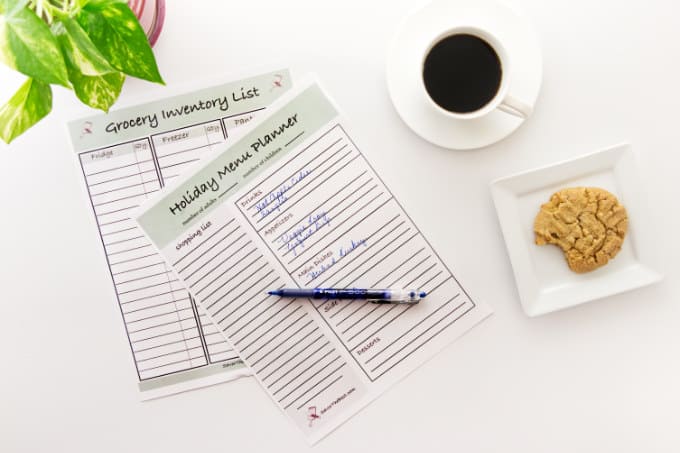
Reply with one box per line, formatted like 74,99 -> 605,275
423,33 -> 502,113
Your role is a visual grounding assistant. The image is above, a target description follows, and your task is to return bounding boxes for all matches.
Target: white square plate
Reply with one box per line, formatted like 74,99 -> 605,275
490,143 -> 663,317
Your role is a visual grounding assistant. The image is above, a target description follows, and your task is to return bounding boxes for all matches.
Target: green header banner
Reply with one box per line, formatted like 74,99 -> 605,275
68,69 -> 292,151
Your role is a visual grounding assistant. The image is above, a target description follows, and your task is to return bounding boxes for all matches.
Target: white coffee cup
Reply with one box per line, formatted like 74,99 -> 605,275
421,26 -> 532,120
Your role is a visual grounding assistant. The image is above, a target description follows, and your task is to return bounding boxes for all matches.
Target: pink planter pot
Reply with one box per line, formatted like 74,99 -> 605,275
128,0 -> 165,47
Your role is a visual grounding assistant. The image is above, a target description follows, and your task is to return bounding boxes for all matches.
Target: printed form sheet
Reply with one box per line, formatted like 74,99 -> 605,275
67,70 -> 292,399
135,80 -> 492,441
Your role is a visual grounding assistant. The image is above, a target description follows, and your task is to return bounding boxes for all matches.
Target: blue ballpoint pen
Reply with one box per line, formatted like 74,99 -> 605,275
267,288 -> 427,304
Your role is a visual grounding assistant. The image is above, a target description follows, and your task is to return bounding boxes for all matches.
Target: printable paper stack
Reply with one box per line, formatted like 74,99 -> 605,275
134,79 -> 492,442
68,70 -> 292,399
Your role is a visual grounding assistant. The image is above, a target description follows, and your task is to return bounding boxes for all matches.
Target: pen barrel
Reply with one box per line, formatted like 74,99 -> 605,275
312,288 -> 390,299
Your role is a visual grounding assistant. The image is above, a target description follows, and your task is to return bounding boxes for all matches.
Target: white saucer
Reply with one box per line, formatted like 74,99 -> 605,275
490,144 -> 663,316
386,0 -> 543,150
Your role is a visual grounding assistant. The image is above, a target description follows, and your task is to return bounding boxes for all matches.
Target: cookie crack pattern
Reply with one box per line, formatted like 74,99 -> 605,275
577,211 -> 607,255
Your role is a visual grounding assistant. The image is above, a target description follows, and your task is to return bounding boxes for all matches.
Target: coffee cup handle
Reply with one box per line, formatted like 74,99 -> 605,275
498,94 -> 532,119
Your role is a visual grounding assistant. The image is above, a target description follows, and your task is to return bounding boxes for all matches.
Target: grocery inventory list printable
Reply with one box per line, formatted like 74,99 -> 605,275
134,80 -> 492,440
68,70 -> 292,399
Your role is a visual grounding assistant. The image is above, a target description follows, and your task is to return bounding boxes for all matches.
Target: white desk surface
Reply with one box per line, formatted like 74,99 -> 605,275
1,0 -> 678,451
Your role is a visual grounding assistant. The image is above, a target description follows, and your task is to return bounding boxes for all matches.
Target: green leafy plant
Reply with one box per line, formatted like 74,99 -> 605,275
0,0 -> 164,143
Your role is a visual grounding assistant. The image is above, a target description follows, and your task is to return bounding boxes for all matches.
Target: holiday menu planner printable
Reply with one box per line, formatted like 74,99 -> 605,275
68,70 -> 292,399
134,79 -> 492,441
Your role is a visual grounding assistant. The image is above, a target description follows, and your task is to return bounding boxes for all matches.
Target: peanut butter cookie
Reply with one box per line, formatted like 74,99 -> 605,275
533,187 -> 628,273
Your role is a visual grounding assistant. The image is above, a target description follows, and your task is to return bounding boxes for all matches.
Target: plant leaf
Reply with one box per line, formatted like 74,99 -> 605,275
0,1 -> 69,86
68,66 -> 125,111
0,77 -> 52,143
77,0 -> 164,84
53,17 -> 115,76
0,1 -> 30,17
83,0 -> 127,5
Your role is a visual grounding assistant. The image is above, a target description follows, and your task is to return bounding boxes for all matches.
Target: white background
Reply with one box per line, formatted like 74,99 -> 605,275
1,0 -> 678,451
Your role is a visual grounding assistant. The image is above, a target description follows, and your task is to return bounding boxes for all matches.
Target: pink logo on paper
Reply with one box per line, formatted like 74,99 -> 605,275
307,406 -> 320,427
270,74 -> 284,91
80,121 -> 93,139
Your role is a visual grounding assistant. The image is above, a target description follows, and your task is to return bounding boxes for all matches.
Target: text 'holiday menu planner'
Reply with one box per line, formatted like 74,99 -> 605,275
134,79 -> 492,442
68,70 -> 292,399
